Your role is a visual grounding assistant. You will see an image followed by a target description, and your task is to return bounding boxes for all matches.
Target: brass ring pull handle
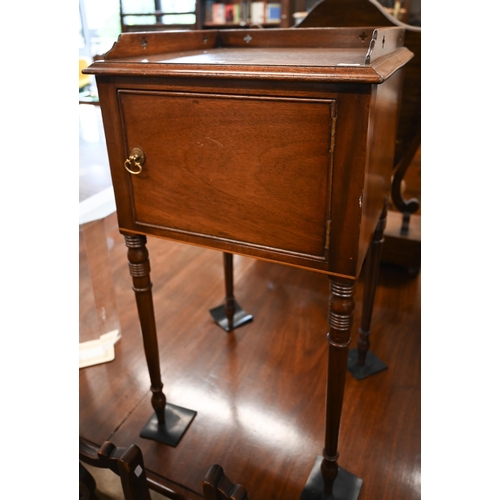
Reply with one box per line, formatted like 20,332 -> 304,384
124,148 -> 145,175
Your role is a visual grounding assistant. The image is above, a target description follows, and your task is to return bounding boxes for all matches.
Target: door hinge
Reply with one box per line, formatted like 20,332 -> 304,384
325,219 -> 331,250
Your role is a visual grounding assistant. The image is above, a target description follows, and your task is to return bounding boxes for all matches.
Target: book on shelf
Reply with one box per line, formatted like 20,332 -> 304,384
266,2 -> 281,23
250,1 -> 265,24
205,0 -> 214,22
240,0 -> 251,24
205,0 -> 280,26
212,3 -> 226,23
226,3 -> 241,23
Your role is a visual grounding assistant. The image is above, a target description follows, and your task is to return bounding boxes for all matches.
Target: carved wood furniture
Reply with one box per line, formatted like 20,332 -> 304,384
80,438 -> 246,500
84,27 -> 412,499
80,439 -> 152,500
203,464 -> 250,500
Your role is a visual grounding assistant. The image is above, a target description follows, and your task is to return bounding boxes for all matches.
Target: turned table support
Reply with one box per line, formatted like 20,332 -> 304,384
347,201 -> 389,380
209,252 -> 253,332
125,234 -> 167,422
301,276 -> 362,500
124,234 -> 196,446
358,200 -> 387,364
322,277 -> 356,492
223,252 -> 236,330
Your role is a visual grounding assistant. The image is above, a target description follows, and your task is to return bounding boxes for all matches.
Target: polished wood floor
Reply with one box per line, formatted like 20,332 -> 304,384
79,104 -> 421,499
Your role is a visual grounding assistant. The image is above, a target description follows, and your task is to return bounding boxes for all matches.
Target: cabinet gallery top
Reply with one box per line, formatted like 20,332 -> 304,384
84,27 -> 413,83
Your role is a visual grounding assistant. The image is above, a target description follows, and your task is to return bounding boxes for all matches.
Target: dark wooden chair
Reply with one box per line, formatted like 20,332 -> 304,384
203,464 -> 249,500
79,439 -> 152,500
80,438 -> 249,500
298,0 -> 421,234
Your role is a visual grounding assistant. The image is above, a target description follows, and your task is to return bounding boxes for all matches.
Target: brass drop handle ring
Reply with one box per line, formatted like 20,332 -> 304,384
124,148 -> 145,175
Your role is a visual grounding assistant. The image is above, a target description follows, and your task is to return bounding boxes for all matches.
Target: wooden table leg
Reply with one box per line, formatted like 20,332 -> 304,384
124,234 -> 196,447
209,252 -> 253,332
301,276 -> 362,500
223,252 -> 236,330
347,200 -> 389,380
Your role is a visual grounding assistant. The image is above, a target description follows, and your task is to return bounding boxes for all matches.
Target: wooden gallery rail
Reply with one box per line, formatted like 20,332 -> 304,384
84,27 -> 412,499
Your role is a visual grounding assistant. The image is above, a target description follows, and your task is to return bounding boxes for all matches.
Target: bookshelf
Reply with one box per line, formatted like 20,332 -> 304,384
118,0 -> 293,33
203,0 -> 292,28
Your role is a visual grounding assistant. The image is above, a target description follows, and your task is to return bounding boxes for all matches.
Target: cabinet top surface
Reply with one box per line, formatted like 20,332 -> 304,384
85,27 -> 413,83
127,47 -> 369,67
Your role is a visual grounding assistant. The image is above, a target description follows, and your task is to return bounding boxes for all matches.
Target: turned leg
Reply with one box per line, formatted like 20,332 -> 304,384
322,277 -> 356,494
347,201 -> 389,380
223,252 -> 236,330
358,200 -> 388,365
209,252 -> 253,332
124,234 -> 196,446
301,276 -> 362,500
125,234 -> 167,423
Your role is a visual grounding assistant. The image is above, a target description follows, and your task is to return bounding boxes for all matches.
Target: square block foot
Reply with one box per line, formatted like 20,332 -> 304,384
140,403 -> 196,447
301,456 -> 362,500
209,302 -> 253,332
347,348 -> 387,380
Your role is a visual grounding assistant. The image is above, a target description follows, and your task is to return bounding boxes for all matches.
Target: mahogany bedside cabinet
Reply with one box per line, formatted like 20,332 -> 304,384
84,27 -> 412,500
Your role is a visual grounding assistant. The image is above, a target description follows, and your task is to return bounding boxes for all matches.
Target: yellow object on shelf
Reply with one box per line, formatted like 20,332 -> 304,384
79,58 -> 91,89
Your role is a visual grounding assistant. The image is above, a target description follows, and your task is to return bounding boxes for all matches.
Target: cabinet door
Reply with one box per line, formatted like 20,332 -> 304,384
118,90 -> 335,260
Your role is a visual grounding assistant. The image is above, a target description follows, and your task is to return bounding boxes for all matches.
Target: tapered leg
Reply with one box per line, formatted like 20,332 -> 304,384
124,234 -> 196,446
125,234 -> 166,422
223,252 -> 236,330
347,200 -> 388,380
301,276 -> 362,500
358,200 -> 388,365
209,252 -> 253,332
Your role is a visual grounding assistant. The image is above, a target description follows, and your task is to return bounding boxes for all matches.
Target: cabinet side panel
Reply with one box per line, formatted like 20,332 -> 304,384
328,89 -> 371,278
358,71 -> 404,276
